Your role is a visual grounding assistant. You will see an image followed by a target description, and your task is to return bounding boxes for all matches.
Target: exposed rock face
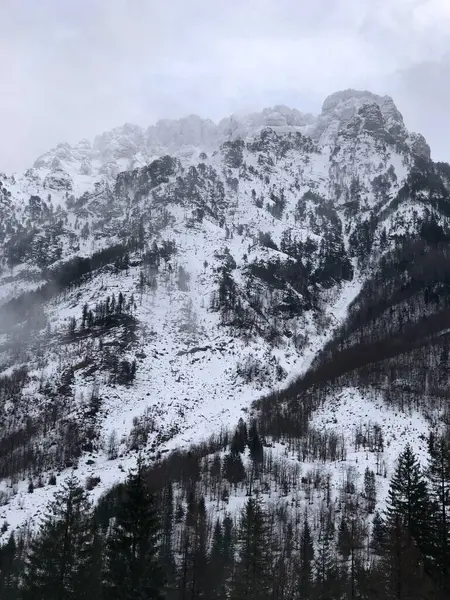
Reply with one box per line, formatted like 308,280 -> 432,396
94,123 -> 147,162
341,103 -> 391,142
43,166 -> 73,191
314,89 -> 408,145
408,132 -> 431,160
25,89 -> 430,193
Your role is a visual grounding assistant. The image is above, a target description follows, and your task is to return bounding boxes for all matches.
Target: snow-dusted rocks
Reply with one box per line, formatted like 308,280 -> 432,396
43,165 -> 73,191
0,88 -> 449,539
316,88 -> 408,145
408,131 -> 431,160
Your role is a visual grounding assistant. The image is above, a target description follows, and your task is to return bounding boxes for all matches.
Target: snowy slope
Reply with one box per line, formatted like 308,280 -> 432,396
0,88 -> 448,538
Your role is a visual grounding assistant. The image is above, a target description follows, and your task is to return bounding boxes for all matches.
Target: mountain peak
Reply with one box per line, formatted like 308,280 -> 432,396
24,89 -> 431,193
315,88 -> 407,146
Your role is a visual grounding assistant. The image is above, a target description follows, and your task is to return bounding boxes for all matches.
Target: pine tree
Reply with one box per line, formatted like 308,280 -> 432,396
222,451 -> 246,488
337,517 -> 351,563
87,520 -> 104,599
21,475 -> 93,600
370,511 -> 387,556
206,519 -> 227,600
0,533 -> 20,600
207,514 -> 235,599
160,482 -> 176,599
386,444 -> 432,561
379,515 -> 436,600
230,418 -> 248,454
427,433 -> 450,594
314,521 -> 338,600
231,497 -> 271,600
103,458 -> 164,600
364,467 -> 376,513
188,496 -> 209,600
247,420 -> 264,465
297,517 -> 314,600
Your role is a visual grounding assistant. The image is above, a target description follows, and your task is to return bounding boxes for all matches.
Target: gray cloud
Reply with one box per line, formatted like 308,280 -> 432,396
2,0 -> 450,171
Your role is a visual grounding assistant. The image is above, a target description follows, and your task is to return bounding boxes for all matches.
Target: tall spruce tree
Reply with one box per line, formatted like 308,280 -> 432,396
103,457 -> 164,600
379,515 -> 436,600
363,467 -> 376,513
160,481 -> 176,600
427,433 -> 450,595
0,533 -> 20,600
297,516 -> 314,600
21,475 -> 93,600
247,420 -> 264,465
188,495 -> 209,600
231,497 -> 271,600
370,511 -> 387,556
205,515 -> 234,599
386,444 -> 432,562
314,521 -> 339,600
206,519 -> 227,600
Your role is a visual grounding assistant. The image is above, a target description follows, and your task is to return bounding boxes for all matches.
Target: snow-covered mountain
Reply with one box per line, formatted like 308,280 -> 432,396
0,88 -> 448,538
12,88 -> 429,198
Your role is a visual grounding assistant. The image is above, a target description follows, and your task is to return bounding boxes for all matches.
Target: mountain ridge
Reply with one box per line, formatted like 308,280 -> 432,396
6,88 -> 429,196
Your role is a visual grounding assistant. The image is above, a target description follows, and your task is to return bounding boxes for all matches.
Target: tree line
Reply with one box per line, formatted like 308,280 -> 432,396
1,418 -> 450,599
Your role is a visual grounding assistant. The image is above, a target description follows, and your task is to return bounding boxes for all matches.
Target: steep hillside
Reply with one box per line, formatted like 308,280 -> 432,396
0,88 -> 449,543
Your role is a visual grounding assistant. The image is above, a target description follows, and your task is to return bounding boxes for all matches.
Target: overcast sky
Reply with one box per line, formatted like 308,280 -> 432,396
2,0 -> 450,171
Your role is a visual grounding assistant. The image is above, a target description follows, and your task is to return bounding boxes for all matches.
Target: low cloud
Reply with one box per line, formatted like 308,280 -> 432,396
2,0 -> 450,171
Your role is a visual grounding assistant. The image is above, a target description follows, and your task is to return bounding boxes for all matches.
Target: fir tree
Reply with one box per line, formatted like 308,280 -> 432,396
207,515 -> 235,599
0,533 -> 20,600
427,433 -> 450,594
363,467 -> 376,513
103,457 -> 164,600
386,444 -> 432,561
314,522 -> 338,600
222,451 -> 246,488
298,517 -> 314,600
370,511 -> 387,556
187,495 -> 209,600
231,497 -> 271,600
21,475 -> 93,600
247,420 -> 264,465
230,418 -> 248,454
160,481 -> 176,599
206,519 -> 227,600
380,515 -> 436,600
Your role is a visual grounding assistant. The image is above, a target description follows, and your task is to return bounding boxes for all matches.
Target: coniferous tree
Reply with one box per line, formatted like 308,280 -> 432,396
363,467 -> 377,513
297,517 -> 314,600
386,444 -> 432,562
0,533 -> 20,600
21,475 -> 93,600
206,519 -> 227,600
160,482 -> 176,599
337,517 -> 365,600
188,495 -> 209,600
371,511 -> 387,556
231,497 -> 271,600
222,451 -> 246,488
427,433 -> 450,594
230,419 -> 248,454
87,520 -> 104,599
204,514 -> 235,600
247,420 -> 264,465
314,521 -> 339,600
103,458 -> 164,600
379,515 -> 436,600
